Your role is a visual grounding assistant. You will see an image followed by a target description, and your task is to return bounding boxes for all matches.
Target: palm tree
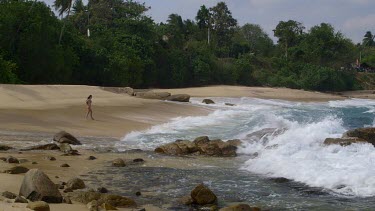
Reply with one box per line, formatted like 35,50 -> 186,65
54,0 -> 73,44
363,31 -> 375,47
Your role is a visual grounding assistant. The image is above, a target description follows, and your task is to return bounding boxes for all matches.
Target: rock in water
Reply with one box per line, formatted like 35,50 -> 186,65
21,144 -> 60,151
66,178 -> 85,190
59,143 -> 73,153
344,127 -> 375,146
202,99 -> 215,104
166,94 -> 190,102
26,201 -> 50,211
191,184 -> 217,205
219,204 -> 261,211
53,131 -> 81,145
155,136 -> 239,157
112,158 -> 126,167
0,145 -> 13,151
19,169 -> 62,203
323,137 -> 368,146
68,191 -> 136,208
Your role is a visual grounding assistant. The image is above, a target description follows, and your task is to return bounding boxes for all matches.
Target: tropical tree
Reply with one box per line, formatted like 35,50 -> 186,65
273,20 -> 305,59
54,0 -> 73,44
209,2 -> 237,48
363,31 -> 375,46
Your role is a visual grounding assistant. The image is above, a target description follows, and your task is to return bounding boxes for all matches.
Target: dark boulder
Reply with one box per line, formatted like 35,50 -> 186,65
202,99 -> 215,104
21,144 -> 59,151
166,94 -> 190,102
4,166 -> 29,174
112,158 -> 126,167
53,131 -> 81,145
343,127 -> 375,146
191,184 -> 217,205
324,137 -> 368,146
0,145 -> 13,151
66,178 -> 85,190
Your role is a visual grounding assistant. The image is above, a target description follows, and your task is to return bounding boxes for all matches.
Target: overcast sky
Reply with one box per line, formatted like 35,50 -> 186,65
43,0 -> 375,43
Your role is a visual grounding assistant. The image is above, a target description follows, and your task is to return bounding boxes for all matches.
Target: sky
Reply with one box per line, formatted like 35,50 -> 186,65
43,0 -> 375,43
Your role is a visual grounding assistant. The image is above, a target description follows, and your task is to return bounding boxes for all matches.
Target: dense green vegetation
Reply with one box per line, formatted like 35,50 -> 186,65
0,0 -> 374,91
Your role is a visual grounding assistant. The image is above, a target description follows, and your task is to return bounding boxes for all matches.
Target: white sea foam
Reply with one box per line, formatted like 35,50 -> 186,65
119,97 -> 375,196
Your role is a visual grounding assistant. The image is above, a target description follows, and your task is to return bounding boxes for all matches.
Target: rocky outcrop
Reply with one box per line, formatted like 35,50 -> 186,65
323,137 -> 368,146
53,131 -> 81,145
68,191 -> 136,208
246,128 -> 286,144
14,196 -> 28,203
0,145 -> 13,151
219,204 -> 261,211
155,136 -> 241,157
166,94 -> 190,102
6,156 -> 19,163
21,144 -> 60,151
66,178 -> 85,190
2,191 -> 17,199
202,99 -> 215,104
19,169 -> 62,203
191,184 -> 217,205
102,87 -> 134,96
343,127 -> 375,146
4,166 -> 29,174
135,91 -> 171,100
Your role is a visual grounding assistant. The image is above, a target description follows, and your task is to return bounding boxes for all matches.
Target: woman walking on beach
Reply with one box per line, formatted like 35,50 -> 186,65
86,95 -> 94,120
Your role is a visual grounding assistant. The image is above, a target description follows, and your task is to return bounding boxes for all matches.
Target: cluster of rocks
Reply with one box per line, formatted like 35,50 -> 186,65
0,168 -> 136,211
155,136 -> 241,157
179,184 -> 261,211
134,91 -> 191,102
324,127 -> 375,146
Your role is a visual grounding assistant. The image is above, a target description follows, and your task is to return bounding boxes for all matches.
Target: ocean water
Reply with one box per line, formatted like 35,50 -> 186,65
90,97 -> 375,210
5,97 -> 374,209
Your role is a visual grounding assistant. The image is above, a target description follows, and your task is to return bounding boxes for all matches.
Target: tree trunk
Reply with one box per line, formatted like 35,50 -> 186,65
58,2 -> 72,45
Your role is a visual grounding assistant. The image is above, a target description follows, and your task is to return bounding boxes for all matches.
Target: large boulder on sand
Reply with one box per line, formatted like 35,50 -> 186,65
54,131 -> 81,145
66,178 -> 85,190
191,184 -> 217,205
19,169 -> 62,203
343,127 -> 375,146
166,94 -> 190,102
135,91 -> 171,100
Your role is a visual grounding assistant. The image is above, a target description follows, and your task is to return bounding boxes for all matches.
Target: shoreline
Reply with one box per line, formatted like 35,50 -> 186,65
0,84 -> 374,210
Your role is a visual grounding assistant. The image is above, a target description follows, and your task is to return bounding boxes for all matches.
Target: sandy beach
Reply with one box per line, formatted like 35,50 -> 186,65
0,84 -> 371,211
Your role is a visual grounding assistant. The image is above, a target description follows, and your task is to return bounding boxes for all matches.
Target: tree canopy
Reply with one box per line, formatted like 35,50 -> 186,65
0,0 -> 368,91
